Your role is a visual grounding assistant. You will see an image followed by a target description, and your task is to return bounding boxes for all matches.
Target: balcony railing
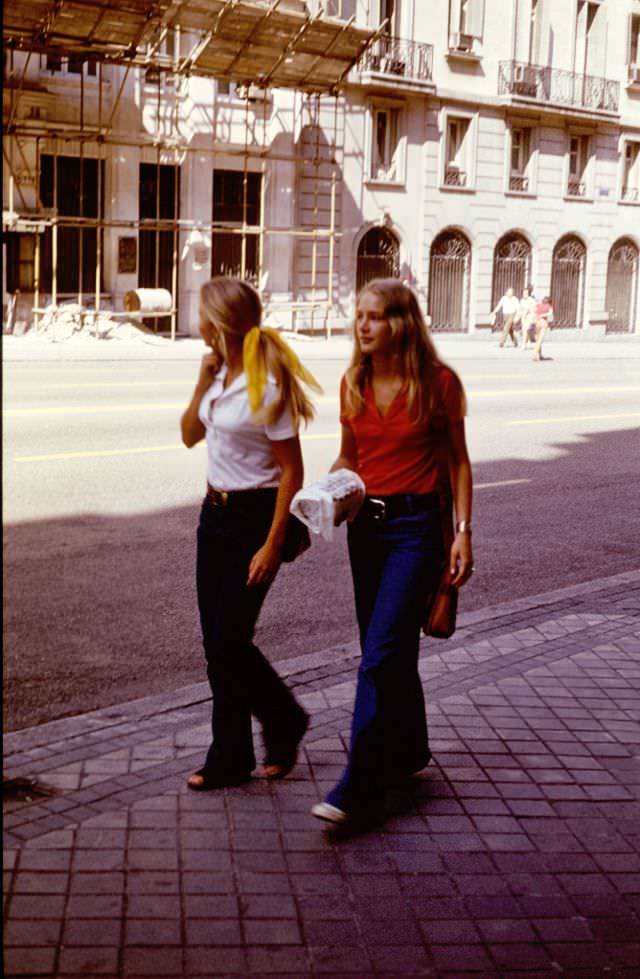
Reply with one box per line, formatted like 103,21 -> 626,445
359,36 -> 433,84
621,186 -> 640,202
498,60 -> 619,114
567,178 -> 587,198
444,165 -> 467,187
509,174 -> 529,193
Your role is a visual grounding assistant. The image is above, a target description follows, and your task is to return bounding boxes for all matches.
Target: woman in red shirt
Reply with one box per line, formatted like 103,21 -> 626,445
312,279 -> 474,826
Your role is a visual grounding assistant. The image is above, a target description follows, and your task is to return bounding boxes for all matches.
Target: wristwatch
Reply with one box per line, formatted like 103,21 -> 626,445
456,520 -> 472,535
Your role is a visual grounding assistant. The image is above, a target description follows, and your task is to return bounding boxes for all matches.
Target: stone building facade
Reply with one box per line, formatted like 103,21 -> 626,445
3,0 -> 640,336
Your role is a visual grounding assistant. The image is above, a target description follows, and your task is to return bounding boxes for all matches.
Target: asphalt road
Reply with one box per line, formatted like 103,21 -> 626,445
4,348 -> 640,731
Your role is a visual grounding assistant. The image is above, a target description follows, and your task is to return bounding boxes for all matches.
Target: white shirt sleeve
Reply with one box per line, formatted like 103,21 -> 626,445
263,382 -> 297,441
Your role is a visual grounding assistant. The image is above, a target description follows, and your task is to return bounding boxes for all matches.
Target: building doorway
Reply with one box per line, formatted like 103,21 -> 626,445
356,226 -> 400,292
491,232 -> 532,308
550,234 -> 586,328
428,229 -> 471,332
606,237 -> 638,333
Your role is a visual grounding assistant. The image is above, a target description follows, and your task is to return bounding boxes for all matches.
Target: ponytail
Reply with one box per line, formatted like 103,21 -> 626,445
199,277 -> 322,429
243,327 -> 321,428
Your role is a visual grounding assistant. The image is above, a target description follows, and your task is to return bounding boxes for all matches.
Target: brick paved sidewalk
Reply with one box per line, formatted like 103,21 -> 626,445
3,572 -> 640,978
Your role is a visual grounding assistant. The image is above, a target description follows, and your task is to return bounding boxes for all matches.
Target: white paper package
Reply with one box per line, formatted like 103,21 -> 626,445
290,469 -> 366,541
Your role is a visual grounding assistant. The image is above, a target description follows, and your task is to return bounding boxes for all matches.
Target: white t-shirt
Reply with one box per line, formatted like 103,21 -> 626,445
198,368 -> 296,491
520,295 -> 537,324
498,295 -> 520,316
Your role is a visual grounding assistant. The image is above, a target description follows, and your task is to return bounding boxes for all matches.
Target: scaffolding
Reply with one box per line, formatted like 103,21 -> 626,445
3,0 -> 379,337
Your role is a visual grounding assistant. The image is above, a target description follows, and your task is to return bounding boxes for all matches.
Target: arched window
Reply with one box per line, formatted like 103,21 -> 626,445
428,229 -> 471,332
550,235 -> 586,328
491,232 -> 532,309
356,226 -> 400,292
606,238 -> 639,334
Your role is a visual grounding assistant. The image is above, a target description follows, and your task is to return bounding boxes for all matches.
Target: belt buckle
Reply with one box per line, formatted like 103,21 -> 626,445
210,488 -> 229,507
368,497 -> 386,521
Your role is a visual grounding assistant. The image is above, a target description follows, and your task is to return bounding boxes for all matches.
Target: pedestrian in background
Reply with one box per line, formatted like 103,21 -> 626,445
519,285 -> 537,350
180,277 -> 320,790
533,295 -> 554,362
491,287 -> 520,348
311,278 -> 474,827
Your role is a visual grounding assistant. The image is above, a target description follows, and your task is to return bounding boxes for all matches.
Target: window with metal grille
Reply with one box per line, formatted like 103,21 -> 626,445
356,227 -> 400,293
370,106 -> 401,182
509,127 -> 533,192
567,134 -> 590,197
42,54 -> 96,76
622,142 -> 640,202
39,154 -> 104,296
211,170 -> 262,283
444,117 -> 470,187
550,235 -> 586,328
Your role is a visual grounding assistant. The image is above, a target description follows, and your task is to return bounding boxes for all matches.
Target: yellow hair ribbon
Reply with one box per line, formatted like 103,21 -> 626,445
243,326 -> 322,413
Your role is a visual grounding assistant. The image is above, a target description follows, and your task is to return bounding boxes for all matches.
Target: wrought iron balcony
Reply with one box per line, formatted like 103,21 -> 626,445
567,178 -> 587,198
508,174 -> 529,193
358,36 -> 433,85
444,165 -> 467,188
498,60 -> 619,114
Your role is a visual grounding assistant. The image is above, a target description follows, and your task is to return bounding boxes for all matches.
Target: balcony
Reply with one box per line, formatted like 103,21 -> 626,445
508,174 -> 530,193
498,60 -> 620,116
567,178 -> 588,198
621,186 -> 640,203
444,165 -> 468,188
356,36 -> 434,91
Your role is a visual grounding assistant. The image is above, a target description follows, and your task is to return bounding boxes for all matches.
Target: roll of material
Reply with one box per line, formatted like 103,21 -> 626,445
123,288 -> 173,314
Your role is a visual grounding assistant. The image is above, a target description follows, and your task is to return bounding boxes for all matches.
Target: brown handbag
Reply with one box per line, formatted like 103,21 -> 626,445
424,564 -> 458,639
422,409 -> 458,640
280,514 -> 311,563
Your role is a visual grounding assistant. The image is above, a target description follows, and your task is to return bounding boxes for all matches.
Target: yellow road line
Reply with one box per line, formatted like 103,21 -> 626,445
14,444 -> 196,462
6,403 -> 184,417
13,432 -> 339,462
508,412 -> 640,426
468,386 -> 640,397
16,379 -> 191,391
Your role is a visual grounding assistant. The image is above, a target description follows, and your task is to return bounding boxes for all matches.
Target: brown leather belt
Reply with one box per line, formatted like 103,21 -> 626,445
206,484 -> 276,508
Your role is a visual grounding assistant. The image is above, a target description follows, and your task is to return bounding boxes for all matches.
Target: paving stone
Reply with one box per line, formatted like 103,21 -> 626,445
3,575 -> 639,979
57,947 -> 120,975
3,946 -> 56,976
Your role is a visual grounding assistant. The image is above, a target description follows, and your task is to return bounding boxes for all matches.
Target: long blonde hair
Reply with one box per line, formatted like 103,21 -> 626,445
199,277 -> 320,427
343,278 -> 467,425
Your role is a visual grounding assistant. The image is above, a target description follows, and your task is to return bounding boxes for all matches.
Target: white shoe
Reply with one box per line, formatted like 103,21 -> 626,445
311,802 -> 349,825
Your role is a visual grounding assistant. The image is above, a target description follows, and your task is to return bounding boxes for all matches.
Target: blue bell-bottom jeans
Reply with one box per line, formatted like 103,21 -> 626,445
196,494 -> 305,777
326,503 -> 444,814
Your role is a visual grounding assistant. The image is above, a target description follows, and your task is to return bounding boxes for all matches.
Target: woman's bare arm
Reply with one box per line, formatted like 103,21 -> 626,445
447,419 -> 474,588
246,436 -> 304,587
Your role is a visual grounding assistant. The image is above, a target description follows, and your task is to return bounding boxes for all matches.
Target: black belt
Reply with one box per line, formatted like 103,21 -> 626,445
206,485 -> 277,508
363,492 -> 439,521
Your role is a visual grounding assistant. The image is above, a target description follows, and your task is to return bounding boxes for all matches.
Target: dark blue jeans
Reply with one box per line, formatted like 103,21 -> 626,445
196,495 -> 305,777
326,504 -> 444,813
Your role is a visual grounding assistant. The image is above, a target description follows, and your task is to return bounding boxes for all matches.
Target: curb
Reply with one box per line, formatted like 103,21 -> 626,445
4,569 -> 638,757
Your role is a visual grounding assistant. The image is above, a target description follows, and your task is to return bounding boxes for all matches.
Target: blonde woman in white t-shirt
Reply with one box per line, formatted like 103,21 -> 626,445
180,277 -> 321,791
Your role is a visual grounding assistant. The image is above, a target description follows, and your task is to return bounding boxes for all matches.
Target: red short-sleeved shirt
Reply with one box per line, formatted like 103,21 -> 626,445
340,366 -> 463,496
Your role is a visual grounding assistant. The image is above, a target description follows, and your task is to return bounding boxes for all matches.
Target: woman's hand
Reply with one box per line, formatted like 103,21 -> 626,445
247,541 -> 282,587
449,532 -> 473,588
197,351 -> 222,389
